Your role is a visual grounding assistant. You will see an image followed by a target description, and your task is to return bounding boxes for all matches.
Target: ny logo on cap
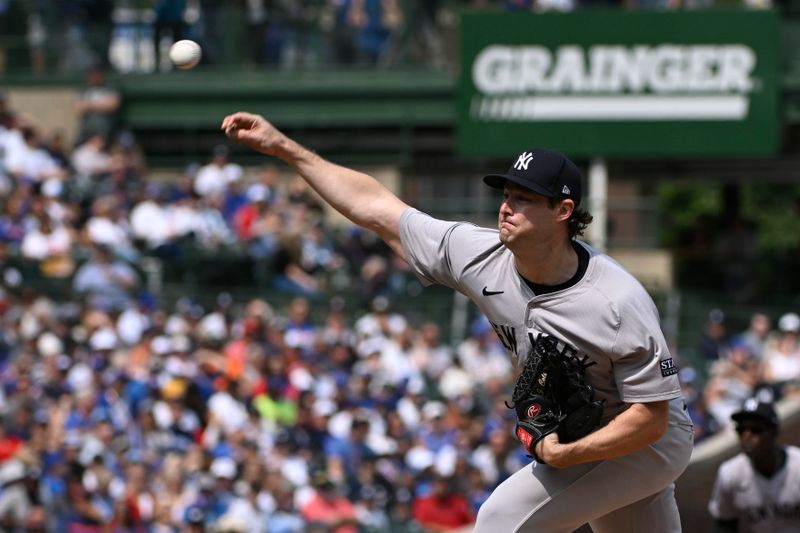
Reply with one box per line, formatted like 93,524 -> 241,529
513,152 -> 534,171
744,397 -> 759,412
562,185 -> 570,195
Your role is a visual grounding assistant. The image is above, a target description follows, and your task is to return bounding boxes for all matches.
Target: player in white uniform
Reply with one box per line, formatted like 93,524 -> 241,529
709,398 -> 800,533
221,112 -> 694,532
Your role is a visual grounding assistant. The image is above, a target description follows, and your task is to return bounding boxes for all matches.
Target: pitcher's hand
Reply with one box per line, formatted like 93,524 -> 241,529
221,112 -> 285,157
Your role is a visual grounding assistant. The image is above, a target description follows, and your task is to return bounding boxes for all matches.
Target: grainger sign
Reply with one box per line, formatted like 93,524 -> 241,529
457,11 -> 779,158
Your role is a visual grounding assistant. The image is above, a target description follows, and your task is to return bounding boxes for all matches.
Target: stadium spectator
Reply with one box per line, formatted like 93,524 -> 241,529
233,184 -> 283,279
406,0 -> 446,67
278,0 -> 327,68
470,426 -> 526,488
71,133 -> 113,185
679,367 -> 720,443
193,193 -> 236,251
25,0 -> 48,75
271,230 -> 324,298
194,144 -> 244,200
733,312 -> 772,362
242,0 -> 269,65
412,472 -> 475,531
325,415 -> 376,484
300,472 -> 359,533
698,308 -> 729,362
43,129 -> 71,170
266,481 -> 305,532
20,212 -> 76,279
74,65 -> 121,146
411,321 -> 453,381
350,0 -> 403,66
197,0 -> 226,65
129,184 -> 175,251
4,125 -> 66,186
322,0 -> 359,65
153,0 -> 188,70
82,194 -> 138,263
355,294 -> 405,345
760,312 -> 800,398
703,339 -> 762,429
72,243 -> 139,313
456,316 -> 512,385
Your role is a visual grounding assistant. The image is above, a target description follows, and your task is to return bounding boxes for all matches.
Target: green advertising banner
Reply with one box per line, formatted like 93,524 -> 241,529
457,10 -> 779,158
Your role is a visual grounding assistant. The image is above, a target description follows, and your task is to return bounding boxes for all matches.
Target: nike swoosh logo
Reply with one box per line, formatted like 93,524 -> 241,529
482,286 -> 504,296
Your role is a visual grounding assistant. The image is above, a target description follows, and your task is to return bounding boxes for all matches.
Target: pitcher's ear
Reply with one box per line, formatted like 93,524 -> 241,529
557,199 -> 575,222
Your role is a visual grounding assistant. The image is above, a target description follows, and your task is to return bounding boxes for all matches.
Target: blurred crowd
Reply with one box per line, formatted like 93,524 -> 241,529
0,277 -> 516,532
0,80 -> 519,532
0,73 -> 409,307
2,52 -> 800,533
681,308 -> 800,444
0,0 -> 775,76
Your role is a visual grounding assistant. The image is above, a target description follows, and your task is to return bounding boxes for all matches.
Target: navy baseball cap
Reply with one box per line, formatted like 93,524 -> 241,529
483,148 -> 582,206
731,398 -> 779,428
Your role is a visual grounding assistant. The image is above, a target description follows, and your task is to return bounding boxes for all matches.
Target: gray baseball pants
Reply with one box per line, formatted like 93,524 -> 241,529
473,423 -> 694,533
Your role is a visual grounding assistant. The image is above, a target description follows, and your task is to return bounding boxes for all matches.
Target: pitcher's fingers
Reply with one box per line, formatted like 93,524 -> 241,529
223,127 -> 245,141
221,115 -> 241,131
221,112 -> 252,131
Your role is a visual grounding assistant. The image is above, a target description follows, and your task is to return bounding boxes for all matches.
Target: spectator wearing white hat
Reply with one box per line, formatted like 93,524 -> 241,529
232,181 -> 281,259
760,312 -> 800,398
0,459 -> 41,531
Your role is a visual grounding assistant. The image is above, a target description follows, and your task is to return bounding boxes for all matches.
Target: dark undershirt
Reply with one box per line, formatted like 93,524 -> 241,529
523,241 -> 590,296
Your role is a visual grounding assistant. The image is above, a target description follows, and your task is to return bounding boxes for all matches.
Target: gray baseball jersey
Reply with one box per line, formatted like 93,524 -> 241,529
399,208 -> 694,532
399,208 -> 691,427
709,446 -> 800,533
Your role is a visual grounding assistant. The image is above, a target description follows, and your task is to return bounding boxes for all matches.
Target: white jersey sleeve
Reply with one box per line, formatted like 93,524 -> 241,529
708,456 -> 742,521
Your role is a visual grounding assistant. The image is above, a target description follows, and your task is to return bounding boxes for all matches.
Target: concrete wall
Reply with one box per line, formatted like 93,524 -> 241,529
6,87 -> 80,146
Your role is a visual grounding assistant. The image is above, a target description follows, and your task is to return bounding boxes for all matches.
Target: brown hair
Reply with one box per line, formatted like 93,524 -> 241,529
548,198 -> 593,239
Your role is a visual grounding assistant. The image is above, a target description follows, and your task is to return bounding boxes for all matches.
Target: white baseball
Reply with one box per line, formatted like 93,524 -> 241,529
169,39 -> 202,70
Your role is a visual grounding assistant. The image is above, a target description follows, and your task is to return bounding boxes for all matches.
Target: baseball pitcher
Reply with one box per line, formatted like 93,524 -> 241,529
222,111 -> 694,533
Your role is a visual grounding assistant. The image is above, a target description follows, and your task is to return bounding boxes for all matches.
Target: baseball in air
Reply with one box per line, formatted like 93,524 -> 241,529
169,39 -> 202,69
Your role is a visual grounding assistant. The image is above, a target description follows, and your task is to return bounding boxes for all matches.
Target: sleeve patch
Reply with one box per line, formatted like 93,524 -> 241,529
660,358 -> 678,378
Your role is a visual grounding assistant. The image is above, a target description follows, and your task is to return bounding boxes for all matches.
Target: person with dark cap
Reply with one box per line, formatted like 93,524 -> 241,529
709,397 -> 800,532
221,111 -> 693,532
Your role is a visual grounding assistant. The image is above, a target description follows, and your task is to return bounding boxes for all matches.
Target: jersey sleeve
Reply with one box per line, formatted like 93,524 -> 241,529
609,288 -> 683,403
708,463 -> 737,520
398,208 -> 486,290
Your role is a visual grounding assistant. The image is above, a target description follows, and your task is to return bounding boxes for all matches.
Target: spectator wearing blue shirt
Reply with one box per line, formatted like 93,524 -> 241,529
325,415 -> 376,483
72,244 -> 139,314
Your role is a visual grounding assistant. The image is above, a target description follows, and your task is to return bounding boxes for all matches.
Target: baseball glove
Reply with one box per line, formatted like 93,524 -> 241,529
507,333 -> 604,463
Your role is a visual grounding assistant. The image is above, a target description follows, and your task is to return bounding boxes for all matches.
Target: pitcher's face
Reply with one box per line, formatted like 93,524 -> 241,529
498,183 -> 563,248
